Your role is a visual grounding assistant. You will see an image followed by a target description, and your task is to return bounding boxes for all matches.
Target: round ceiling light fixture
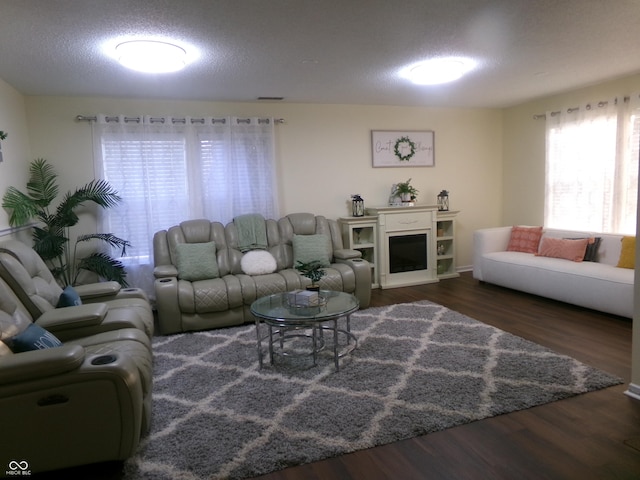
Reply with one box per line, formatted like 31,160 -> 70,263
116,40 -> 187,73
403,57 -> 476,85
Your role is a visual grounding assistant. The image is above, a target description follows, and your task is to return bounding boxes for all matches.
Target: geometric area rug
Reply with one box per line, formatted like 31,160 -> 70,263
123,301 -> 622,480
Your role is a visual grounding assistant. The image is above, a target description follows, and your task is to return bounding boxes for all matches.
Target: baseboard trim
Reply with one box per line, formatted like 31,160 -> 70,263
624,383 -> 640,401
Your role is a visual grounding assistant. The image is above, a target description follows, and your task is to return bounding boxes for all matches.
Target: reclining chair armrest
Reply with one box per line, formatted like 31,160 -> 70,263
333,249 -> 362,260
154,277 -> 182,334
154,265 -> 178,279
0,345 -> 85,384
36,303 -> 108,332
73,281 -> 121,300
335,257 -> 371,308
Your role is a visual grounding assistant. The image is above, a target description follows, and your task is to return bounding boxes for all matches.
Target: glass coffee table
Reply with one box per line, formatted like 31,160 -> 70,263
250,290 -> 359,372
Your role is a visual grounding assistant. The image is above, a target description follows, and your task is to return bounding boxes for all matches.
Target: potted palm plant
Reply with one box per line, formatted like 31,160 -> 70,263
295,260 -> 326,291
2,158 -> 131,287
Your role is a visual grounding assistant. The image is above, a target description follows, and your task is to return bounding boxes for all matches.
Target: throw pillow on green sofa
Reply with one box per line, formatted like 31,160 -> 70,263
292,234 -> 331,267
175,242 -> 219,281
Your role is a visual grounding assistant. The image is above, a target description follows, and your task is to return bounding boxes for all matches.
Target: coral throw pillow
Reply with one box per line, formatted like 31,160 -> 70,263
616,236 -> 636,269
536,237 -> 589,262
506,226 -> 543,253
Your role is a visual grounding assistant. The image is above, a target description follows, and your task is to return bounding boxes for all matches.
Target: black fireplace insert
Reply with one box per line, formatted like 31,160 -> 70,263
388,233 -> 428,273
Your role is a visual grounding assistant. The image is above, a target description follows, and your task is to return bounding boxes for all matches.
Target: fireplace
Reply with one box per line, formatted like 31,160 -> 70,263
367,205 -> 438,289
389,233 -> 428,273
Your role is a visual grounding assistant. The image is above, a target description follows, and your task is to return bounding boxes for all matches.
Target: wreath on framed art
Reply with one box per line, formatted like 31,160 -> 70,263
393,136 -> 416,162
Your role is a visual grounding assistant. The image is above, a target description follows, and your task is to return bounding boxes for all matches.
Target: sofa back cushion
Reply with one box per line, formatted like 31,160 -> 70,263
0,277 -> 34,342
277,214 -> 341,269
0,243 -> 61,317
155,213 -> 347,276
165,220 -> 230,275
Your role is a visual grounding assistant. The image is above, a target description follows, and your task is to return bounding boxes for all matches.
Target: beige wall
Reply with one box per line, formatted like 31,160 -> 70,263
0,78 -> 31,233
21,96 -> 504,269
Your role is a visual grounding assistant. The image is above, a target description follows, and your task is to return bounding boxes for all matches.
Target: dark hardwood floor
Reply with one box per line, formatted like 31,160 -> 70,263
33,272 -> 640,479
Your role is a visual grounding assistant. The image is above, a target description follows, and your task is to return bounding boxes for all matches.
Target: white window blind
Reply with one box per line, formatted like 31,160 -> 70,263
545,96 -> 639,234
93,115 -> 278,298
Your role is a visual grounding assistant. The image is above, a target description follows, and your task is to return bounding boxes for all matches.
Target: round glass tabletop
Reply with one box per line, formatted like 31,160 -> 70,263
250,290 -> 359,323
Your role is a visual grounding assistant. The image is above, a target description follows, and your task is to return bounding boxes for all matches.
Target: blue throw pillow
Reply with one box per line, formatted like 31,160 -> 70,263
8,323 -> 62,353
56,285 -> 82,308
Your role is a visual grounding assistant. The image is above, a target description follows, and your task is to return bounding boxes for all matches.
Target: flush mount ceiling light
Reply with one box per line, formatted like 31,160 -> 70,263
403,57 -> 476,85
116,40 -> 187,73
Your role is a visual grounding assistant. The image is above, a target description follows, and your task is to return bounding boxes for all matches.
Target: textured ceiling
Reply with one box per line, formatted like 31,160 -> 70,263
1,0 -> 639,108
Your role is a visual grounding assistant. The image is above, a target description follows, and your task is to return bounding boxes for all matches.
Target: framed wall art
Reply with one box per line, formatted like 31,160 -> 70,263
371,130 -> 434,167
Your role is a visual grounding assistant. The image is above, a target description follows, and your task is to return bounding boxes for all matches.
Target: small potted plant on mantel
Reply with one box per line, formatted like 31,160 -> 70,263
395,178 -> 419,202
295,260 -> 326,291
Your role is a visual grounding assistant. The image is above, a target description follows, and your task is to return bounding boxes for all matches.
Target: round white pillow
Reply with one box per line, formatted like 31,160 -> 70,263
240,250 -> 277,275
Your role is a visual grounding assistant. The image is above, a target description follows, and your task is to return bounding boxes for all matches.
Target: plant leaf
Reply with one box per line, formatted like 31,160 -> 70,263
1,187 -> 39,225
26,158 -> 59,207
76,252 -> 129,287
32,226 -> 67,261
76,233 -> 132,256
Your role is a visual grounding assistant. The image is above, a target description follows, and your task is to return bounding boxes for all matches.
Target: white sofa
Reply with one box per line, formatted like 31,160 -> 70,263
473,227 -> 634,318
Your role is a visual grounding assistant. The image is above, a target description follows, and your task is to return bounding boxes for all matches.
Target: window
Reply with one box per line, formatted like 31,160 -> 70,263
545,96 -> 639,234
93,115 -> 278,298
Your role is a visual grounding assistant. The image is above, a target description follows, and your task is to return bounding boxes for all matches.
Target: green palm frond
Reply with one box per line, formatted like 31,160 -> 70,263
76,252 -> 129,287
32,226 -> 67,261
76,233 -> 132,256
27,158 -> 59,207
59,179 -> 121,211
1,187 -> 40,226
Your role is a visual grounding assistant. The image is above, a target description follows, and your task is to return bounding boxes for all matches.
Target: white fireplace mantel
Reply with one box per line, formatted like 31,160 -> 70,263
366,205 -> 439,289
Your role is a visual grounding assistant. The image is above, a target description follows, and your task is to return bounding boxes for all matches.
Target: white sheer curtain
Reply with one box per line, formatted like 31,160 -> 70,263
92,115 -> 278,299
545,95 -> 639,234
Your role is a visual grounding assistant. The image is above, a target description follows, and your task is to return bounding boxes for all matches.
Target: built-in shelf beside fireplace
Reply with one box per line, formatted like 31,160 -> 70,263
366,205 -> 439,289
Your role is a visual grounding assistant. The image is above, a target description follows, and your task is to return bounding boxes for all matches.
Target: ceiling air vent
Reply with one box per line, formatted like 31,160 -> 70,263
257,96 -> 284,101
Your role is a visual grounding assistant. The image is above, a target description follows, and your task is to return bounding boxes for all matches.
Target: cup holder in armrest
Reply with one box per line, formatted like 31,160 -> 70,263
352,259 -> 363,262
158,278 -> 173,283
91,354 -> 117,365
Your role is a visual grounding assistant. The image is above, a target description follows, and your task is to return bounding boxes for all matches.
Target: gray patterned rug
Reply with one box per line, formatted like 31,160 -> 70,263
124,301 -> 622,480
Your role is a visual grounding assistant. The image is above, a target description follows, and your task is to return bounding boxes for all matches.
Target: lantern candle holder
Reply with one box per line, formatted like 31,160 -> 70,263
351,194 -> 365,217
437,190 -> 449,211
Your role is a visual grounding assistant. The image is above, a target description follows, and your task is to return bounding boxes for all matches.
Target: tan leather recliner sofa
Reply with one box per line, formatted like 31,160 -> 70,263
153,212 -> 372,334
0,273 -> 153,475
0,239 -> 154,339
